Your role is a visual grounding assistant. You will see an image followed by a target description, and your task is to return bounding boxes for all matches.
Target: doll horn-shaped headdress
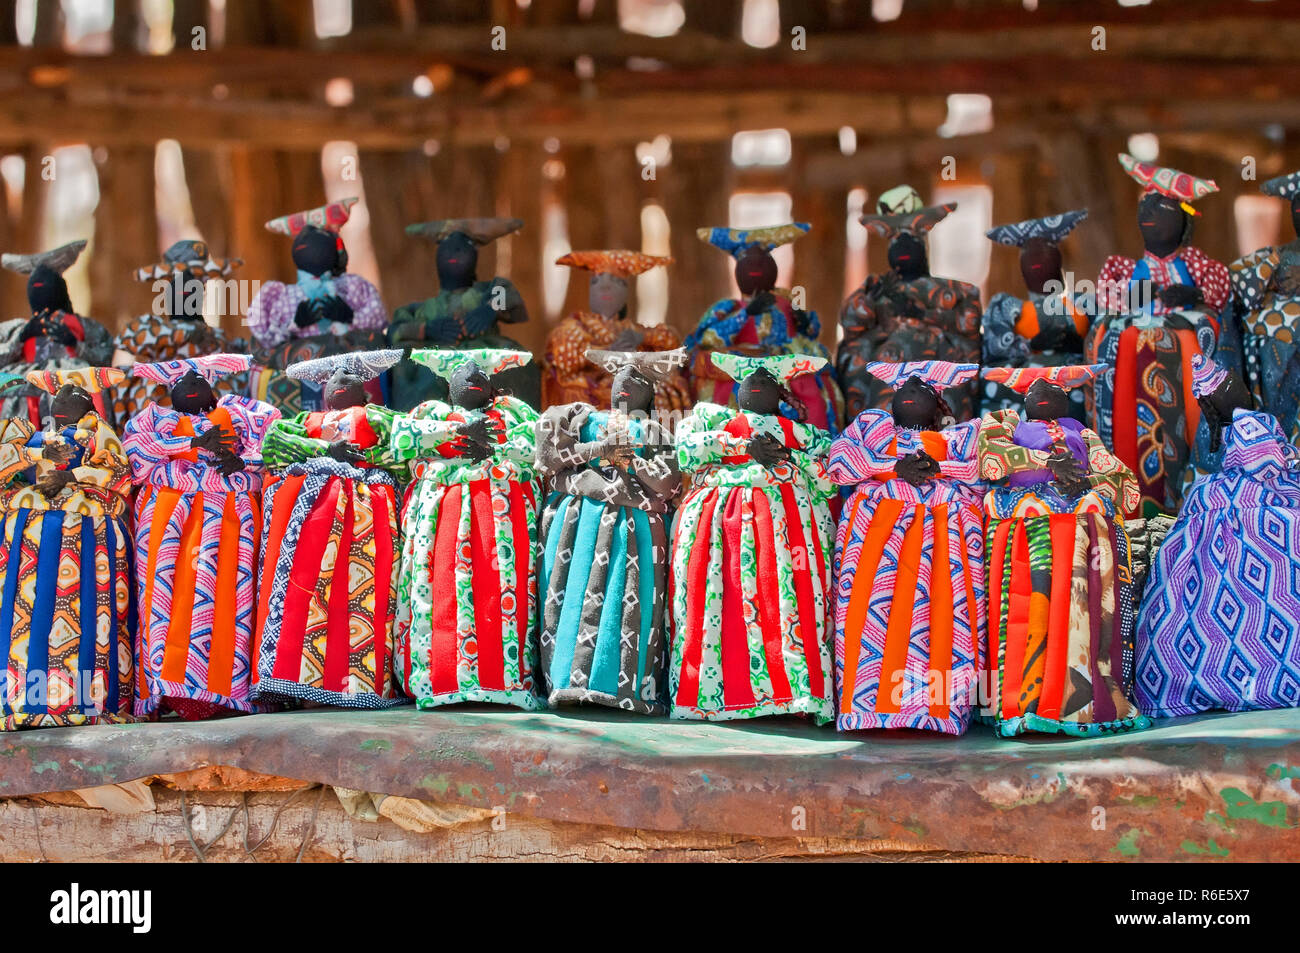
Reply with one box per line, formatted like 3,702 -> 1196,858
0,371 -> 30,393
584,347 -> 687,381
408,347 -> 532,381
1190,353 -> 1230,400
134,239 -> 242,281
861,360 -> 979,391
982,363 -> 1107,394
556,250 -> 673,278
1118,153 -> 1218,216
710,352 -> 827,383
132,353 -> 252,386
986,209 -> 1088,247
1260,170 -> 1300,201
696,223 -> 810,258
2,239 -> 88,275
287,348 -> 405,384
405,218 -> 524,245
265,197 -> 358,236
859,185 -> 956,240
25,366 -> 126,395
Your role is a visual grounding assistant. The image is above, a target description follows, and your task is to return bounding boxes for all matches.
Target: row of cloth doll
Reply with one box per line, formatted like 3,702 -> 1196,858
6,153 -> 1298,536
1,340 -> 1290,737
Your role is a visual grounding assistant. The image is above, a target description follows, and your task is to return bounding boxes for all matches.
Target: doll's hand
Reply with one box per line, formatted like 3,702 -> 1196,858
423,317 -> 463,345
319,295 -> 354,326
327,440 -> 364,464
456,417 -> 500,447
215,448 -> 246,476
1156,283 -> 1202,312
460,303 -> 499,339
895,450 -> 939,487
40,441 -> 74,467
608,324 -> 645,352
745,291 -> 776,316
293,299 -> 320,328
1047,451 -> 1090,495
36,470 -> 75,498
747,432 -> 791,468
458,437 -> 493,463
602,445 -> 637,471
191,427 -> 234,454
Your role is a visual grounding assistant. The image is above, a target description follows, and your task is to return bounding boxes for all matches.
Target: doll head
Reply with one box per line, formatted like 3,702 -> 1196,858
324,366 -> 368,410
292,224 -> 347,277
734,246 -> 778,296
588,272 -> 630,318
1137,192 -> 1191,259
436,232 -> 479,291
891,376 -> 945,430
448,359 -> 493,410
51,382 -> 94,427
736,367 -> 783,415
1023,378 -> 1071,421
1291,195 -> 1300,240
611,365 -> 653,414
171,368 -> 218,414
27,264 -> 74,315
162,273 -> 208,320
1198,367 -> 1253,454
888,232 -> 929,281
1019,236 -> 1064,295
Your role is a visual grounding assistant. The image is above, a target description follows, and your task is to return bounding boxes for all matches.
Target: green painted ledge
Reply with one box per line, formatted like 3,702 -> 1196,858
2,705 -> 1299,861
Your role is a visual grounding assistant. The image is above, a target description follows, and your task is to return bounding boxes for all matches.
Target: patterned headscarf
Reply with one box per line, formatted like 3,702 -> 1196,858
861,360 -> 979,391
1261,170 -> 1300,201
2,239 -> 87,275
1119,153 -> 1218,214
982,364 -> 1106,394
265,197 -> 358,236
710,352 -> 827,383
287,348 -> 405,384
697,223 -> 810,258
556,250 -> 672,278
408,347 -> 533,381
584,347 -> 687,381
986,209 -> 1088,247
134,239 -> 242,281
133,353 -> 252,385
1190,354 -> 1230,400
405,218 -> 523,245
25,366 -> 126,395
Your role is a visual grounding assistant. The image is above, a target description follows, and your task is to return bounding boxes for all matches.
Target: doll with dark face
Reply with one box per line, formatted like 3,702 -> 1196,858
123,354 -> 281,720
245,199 -> 388,415
0,368 -> 134,729
838,186 -> 983,422
0,240 -> 115,427
1229,170 -> 1300,444
389,348 -> 542,711
253,349 -> 408,709
825,361 -> 986,734
977,363 -> 1147,738
684,223 -> 843,435
112,238 -> 247,425
542,251 -> 692,424
389,219 -> 540,411
668,352 -> 835,723
536,348 -> 685,714
982,210 -> 1092,415
1088,154 -> 1231,517
1137,354 -> 1300,719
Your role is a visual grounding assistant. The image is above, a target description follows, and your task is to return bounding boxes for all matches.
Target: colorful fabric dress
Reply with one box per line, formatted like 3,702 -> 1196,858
254,401 -> 406,709
0,311 -> 115,425
537,404 -> 680,714
1230,240 -> 1300,443
126,357 -> 280,718
979,388 -> 1149,737
0,384 -> 134,729
668,372 -> 835,723
391,350 -> 541,710
828,407 -> 986,734
1136,408 -> 1300,717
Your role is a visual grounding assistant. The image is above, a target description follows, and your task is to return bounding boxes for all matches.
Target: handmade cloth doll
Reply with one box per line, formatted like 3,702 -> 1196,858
979,364 -> 1148,737
252,348 -> 407,709
982,209 -> 1092,415
389,218 -> 540,410
838,186 -> 983,422
125,354 -> 280,719
245,198 -> 388,414
669,352 -> 835,723
1088,154 -> 1231,516
113,239 -> 247,424
391,348 -> 542,710
0,369 -> 134,729
537,348 -> 684,714
542,250 -> 692,425
827,361 -> 985,734
0,240 -> 115,426
1136,355 -> 1300,718
1230,170 -> 1300,443
684,223 -> 842,434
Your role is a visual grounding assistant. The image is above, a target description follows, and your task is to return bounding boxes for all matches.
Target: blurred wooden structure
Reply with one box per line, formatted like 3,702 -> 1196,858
1,0 -> 1299,357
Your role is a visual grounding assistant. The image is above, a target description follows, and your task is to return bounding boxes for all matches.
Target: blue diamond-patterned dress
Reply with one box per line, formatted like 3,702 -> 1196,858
1135,408 -> 1300,717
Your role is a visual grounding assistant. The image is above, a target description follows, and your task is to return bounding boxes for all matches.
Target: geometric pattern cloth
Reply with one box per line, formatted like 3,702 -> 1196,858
1136,409 -> 1300,717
